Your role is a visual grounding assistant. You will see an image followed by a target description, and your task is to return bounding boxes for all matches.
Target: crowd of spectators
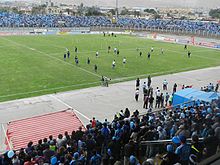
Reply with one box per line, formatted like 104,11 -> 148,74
0,12 -> 220,35
0,96 -> 220,164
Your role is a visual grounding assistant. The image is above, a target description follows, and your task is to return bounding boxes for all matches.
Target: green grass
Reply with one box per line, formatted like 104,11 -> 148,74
0,34 -> 220,102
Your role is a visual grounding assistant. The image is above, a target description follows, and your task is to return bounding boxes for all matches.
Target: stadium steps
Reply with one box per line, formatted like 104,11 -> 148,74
6,110 -> 85,150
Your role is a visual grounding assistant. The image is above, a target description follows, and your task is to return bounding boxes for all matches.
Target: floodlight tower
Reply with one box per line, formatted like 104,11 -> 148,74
116,0 -> 118,21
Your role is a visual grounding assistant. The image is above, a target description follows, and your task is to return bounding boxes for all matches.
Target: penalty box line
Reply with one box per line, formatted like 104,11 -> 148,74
1,37 -> 101,78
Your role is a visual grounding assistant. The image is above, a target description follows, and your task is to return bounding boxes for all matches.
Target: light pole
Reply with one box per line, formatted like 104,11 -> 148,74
116,0 -> 118,20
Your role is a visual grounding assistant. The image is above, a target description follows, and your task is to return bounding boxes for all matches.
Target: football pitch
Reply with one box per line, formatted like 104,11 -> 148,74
0,34 -> 220,102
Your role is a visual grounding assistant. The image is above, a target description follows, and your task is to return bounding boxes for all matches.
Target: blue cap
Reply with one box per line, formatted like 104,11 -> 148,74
207,108 -> 212,114
112,136 -> 116,141
167,144 -> 174,152
178,135 -> 186,143
73,152 -> 79,159
129,155 -> 136,164
172,136 -> 180,144
107,149 -> 111,155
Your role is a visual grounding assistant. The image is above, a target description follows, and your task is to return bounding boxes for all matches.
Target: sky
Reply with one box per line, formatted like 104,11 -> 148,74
2,0 -> 220,9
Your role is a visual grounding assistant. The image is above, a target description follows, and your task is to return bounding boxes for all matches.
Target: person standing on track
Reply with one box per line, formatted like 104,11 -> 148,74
143,95 -> 149,109
173,83 -> 177,93
136,78 -> 140,88
165,92 -> 169,106
135,88 -> 139,102
149,95 -> 154,109
163,79 -> 168,90
147,75 -> 151,88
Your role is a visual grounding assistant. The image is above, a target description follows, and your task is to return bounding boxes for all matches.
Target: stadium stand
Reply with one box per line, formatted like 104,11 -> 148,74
0,12 -> 219,35
0,92 -> 220,164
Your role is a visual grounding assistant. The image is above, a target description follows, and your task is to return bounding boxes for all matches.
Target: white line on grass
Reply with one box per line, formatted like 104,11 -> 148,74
165,48 -> 220,61
1,37 -> 101,78
111,65 -> 211,82
50,95 -> 90,121
0,81 -> 99,99
0,45 -> 14,48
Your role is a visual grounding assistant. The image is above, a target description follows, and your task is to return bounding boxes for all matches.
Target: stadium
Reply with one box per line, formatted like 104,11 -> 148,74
0,0 -> 220,164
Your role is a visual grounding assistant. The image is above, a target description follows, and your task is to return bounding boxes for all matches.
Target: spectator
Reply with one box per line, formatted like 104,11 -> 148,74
160,144 -> 179,165
124,140 -> 136,165
90,150 -> 102,165
175,125 -> 190,138
203,129 -> 219,158
108,137 -> 121,161
129,155 -> 140,165
92,117 -> 97,128
43,144 -> 55,163
24,155 -> 35,165
56,134 -> 64,149
175,135 -> 191,165
75,126 -> 84,141
124,108 -> 130,118
191,134 -> 204,162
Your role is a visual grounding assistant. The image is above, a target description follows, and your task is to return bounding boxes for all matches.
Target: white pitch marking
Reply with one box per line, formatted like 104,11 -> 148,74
50,95 -> 90,121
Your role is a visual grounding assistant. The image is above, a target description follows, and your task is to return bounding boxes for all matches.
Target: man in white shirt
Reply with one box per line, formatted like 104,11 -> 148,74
114,48 -> 117,54
123,57 -> 126,64
155,87 -> 160,97
151,47 -> 154,52
112,60 -> 116,69
96,51 -> 99,57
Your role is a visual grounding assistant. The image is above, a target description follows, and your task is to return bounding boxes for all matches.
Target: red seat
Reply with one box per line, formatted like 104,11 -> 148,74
6,109 -> 85,150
